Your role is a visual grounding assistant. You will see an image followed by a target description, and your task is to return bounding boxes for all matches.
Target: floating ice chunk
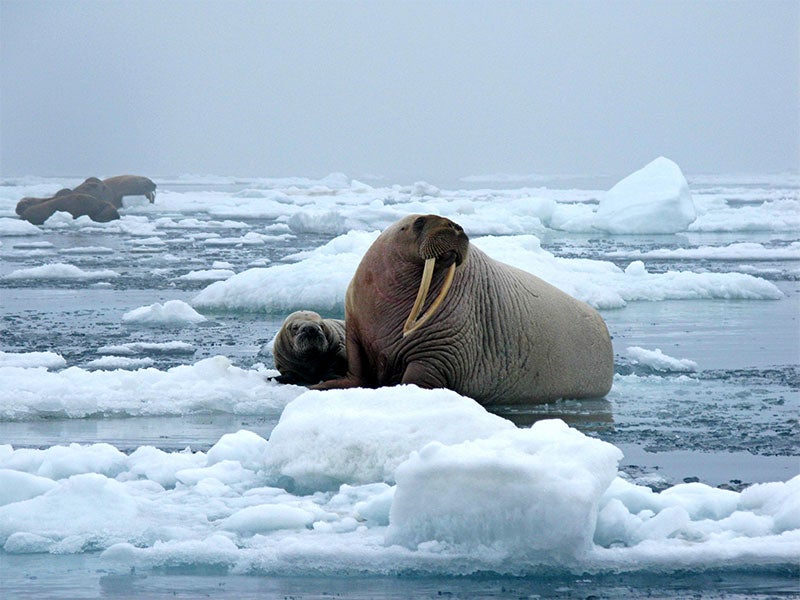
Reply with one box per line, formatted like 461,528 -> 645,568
387,420 -> 622,561
0,217 -> 41,236
690,198 -> 800,232
60,246 -> 114,255
220,504 -> 315,534
175,459 -> 258,487
412,181 -> 441,197
608,241 -> 800,261
626,347 -> 698,372
176,269 -> 235,281
0,473 -> 138,552
0,356 -> 301,420
0,469 -> 57,506
0,350 -> 66,369
207,430 -> 269,471
593,157 -> 696,234
0,443 -> 128,480
122,300 -> 207,326
126,446 -> 207,488
85,356 -> 155,370
96,341 -> 196,356
263,386 -> 515,493
192,229 -> 379,313
3,263 -> 119,280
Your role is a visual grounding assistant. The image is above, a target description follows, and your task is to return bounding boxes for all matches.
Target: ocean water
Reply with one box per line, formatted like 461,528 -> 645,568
0,172 -> 798,598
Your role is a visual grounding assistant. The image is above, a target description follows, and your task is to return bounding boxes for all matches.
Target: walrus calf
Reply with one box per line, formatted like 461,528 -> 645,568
314,214 -> 614,404
272,310 -> 347,385
102,175 -> 157,207
20,193 -> 120,225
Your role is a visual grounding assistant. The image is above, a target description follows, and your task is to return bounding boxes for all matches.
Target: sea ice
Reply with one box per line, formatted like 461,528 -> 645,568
593,157 -> 697,234
3,263 -> 120,280
387,420 -> 622,562
263,386 -> 515,493
626,346 -> 698,372
122,300 -> 208,326
0,356 -> 302,420
0,217 -> 42,236
0,350 -> 66,369
191,230 -> 783,314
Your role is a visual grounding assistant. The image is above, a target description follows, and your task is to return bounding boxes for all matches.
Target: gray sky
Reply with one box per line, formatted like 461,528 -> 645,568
1,0 -> 798,184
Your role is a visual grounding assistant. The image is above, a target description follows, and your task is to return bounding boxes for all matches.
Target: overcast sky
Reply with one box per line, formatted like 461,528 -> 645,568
1,0 -> 797,184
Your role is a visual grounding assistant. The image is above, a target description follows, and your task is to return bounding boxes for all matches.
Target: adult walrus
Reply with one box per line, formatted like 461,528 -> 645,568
272,310 -> 347,385
73,177 -> 115,205
102,175 -> 157,207
15,188 -> 72,216
313,214 -> 614,404
20,193 -> 120,225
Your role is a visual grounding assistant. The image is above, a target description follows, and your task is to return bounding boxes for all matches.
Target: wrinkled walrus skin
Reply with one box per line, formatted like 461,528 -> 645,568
313,214 -> 614,405
20,193 -> 120,225
273,310 -> 347,385
102,175 -> 157,207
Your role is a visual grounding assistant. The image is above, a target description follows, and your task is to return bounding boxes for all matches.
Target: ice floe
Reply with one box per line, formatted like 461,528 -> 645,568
0,388 -> 795,575
192,231 -> 783,314
593,157 -> 696,234
0,356 -> 301,420
626,346 -> 698,372
122,300 -> 208,326
3,263 -> 120,280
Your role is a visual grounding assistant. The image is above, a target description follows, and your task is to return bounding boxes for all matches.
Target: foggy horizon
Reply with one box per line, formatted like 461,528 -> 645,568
1,0 -> 798,186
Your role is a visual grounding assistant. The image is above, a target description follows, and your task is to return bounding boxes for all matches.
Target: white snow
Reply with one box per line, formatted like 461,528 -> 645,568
96,341 -> 196,356
176,269 -> 236,281
608,242 -> 800,261
0,389 -> 794,574
122,300 -> 208,326
192,231 -> 782,314
0,217 -> 42,236
0,356 -> 302,420
387,420 -> 622,561
626,346 -> 698,372
263,386 -> 515,492
85,356 -> 155,370
3,263 -> 120,280
0,350 -> 66,370
192,229 -> 380,313
593,157 -> 697,234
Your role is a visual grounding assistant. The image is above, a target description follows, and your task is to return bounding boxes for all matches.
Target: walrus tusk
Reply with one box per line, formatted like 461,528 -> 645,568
403,259 -> 456,337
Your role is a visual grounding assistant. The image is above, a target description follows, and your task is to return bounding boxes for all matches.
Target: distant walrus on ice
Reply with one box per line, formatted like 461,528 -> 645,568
272,311 -> 347,385
102,175 -> 157,207
313,214 -> 614,404
20,193 -> 120,225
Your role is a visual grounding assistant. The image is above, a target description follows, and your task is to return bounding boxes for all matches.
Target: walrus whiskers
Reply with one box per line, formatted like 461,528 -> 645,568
402,260 -> 456,337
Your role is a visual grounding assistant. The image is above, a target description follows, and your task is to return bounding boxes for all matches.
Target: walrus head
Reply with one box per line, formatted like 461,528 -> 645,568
281,311 -> 332,355
399,214 -> 469,337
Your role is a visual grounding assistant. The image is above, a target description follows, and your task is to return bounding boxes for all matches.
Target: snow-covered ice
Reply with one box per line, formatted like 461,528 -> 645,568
0,390 -> 796,576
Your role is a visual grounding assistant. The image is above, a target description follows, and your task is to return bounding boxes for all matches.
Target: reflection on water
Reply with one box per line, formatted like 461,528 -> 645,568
490,397 -> 614,431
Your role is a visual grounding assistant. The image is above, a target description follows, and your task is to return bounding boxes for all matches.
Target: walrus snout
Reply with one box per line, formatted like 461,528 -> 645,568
294,322 -> 327,352
403,215 -> 470,337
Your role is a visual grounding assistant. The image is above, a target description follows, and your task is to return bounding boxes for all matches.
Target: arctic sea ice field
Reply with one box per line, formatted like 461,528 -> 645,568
0,158 -> 798,596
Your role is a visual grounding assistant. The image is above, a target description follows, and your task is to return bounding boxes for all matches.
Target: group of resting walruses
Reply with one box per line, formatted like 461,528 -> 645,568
273,214 -> 614,406
15,175 -> 157,225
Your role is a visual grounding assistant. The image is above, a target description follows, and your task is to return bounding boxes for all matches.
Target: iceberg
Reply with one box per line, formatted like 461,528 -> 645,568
593,157 -> 696,234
